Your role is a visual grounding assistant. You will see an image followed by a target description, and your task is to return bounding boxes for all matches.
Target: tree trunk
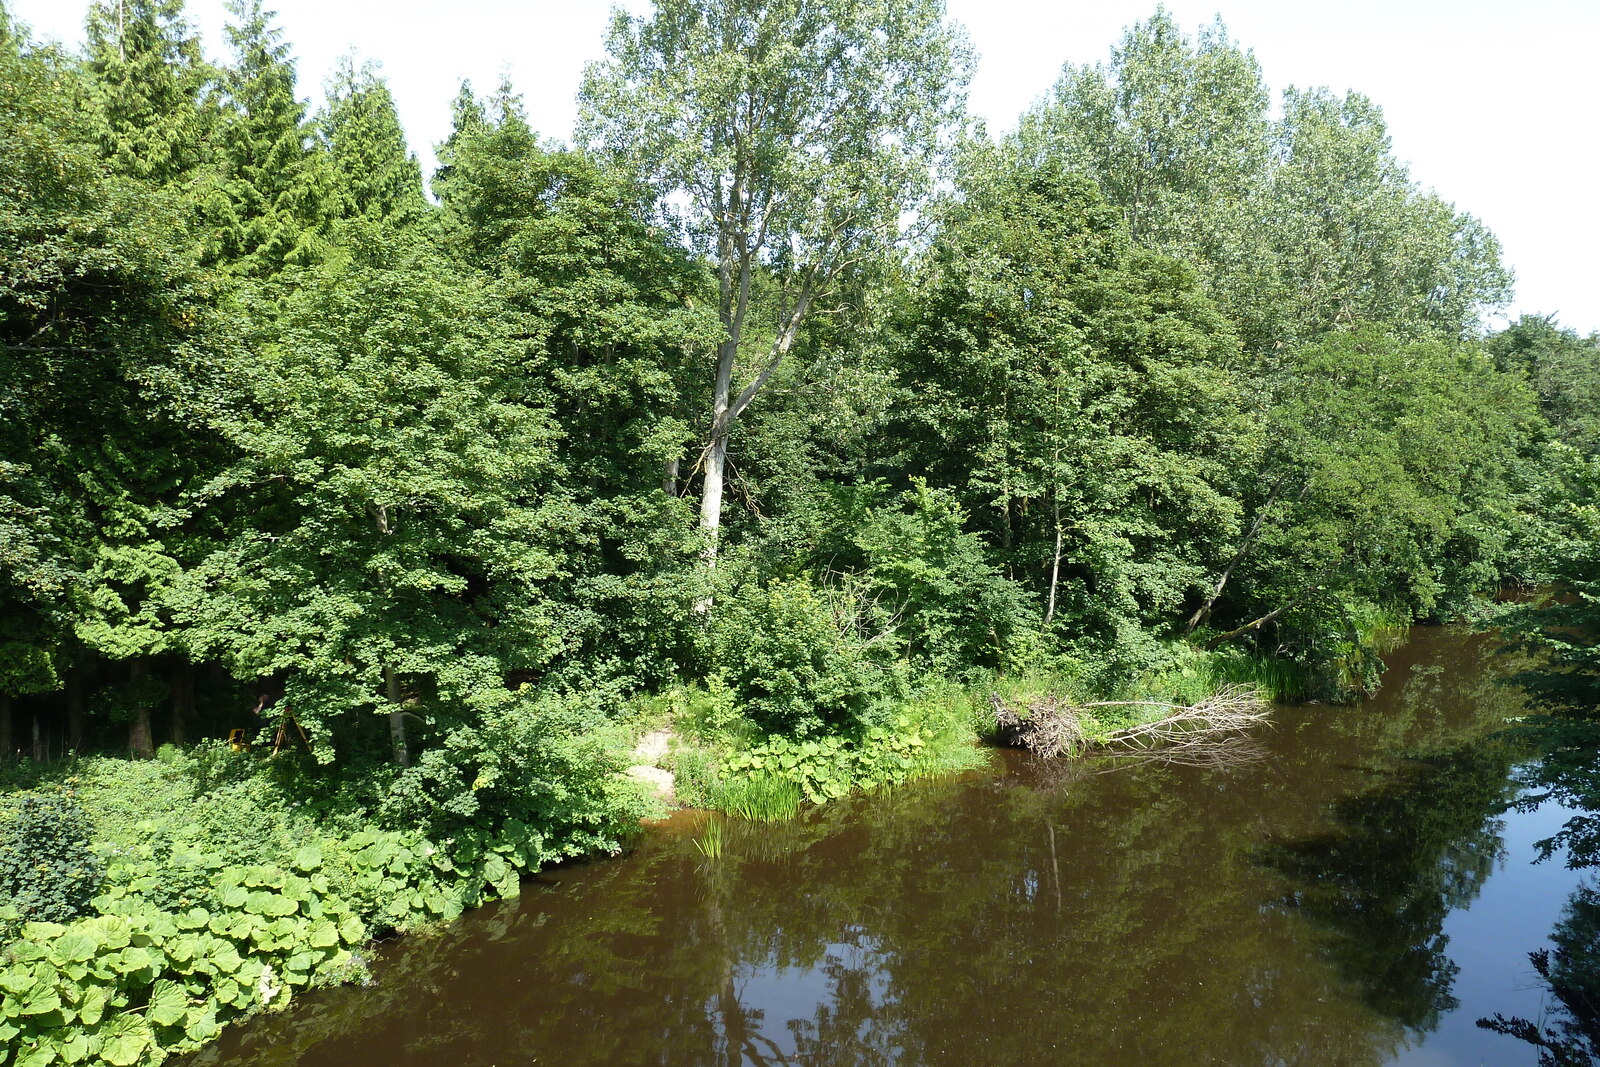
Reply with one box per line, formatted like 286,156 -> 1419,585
1045,500 -> 1064,627
65,667 -> 84,753
169,658 -> 194,746
698,436 -> 728,563
128,660 -> 154,758
1205,598 -> 1302,650
31,714 -> 44,763
1185,473 -> 1300,635
662,455 -> 681,497
698,330 -> 738,575
0,694 -> 12,760
385,666 -> 409,767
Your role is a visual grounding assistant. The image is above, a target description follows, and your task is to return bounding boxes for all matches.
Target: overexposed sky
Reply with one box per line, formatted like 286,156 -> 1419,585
12,0 -> 1598,335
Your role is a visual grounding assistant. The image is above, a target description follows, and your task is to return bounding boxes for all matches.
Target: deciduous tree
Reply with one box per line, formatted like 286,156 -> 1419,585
578,0 -> 971,567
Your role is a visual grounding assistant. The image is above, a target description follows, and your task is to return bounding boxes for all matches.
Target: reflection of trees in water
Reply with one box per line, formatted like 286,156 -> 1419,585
1254,627 -> 1527,1036
1480,883 -> 1600,1066
1476,719 -> 1600,1064
197,628 -> 1538,1067
1260,742 -> 1517,1033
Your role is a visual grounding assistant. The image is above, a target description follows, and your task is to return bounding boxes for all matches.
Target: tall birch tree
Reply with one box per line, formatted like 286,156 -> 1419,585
578,0 -> 971,567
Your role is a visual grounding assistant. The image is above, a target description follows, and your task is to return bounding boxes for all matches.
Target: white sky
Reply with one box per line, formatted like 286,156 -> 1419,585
12,0 -> 1598,335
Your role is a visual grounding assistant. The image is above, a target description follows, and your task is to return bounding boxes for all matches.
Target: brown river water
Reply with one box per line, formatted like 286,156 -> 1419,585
193,626 -> 1589,1066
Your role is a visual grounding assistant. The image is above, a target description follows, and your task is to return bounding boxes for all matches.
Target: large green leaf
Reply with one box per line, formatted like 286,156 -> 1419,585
145,979 -> 188,1028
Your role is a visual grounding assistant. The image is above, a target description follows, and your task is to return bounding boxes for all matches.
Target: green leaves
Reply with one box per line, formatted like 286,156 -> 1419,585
720,724 -> 932,807
144,980 -> 187,1027
97,1013 -> 152,1067
1018,11 -> 1509,353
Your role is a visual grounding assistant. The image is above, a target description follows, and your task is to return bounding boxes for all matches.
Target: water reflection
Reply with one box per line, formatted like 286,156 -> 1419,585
192,628 -> 1549,1067
1474,715 -> 1600,1065
1479,882 -> 1600,1066
1261,745 -> 1515,1034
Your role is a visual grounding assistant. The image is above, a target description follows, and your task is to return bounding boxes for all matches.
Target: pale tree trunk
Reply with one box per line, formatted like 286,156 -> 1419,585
385,666 -> 409,767
128,660 -> 154,758
1045,498 -> 1064,627
699,330 -> 739,573
698,437 -> 728,562
1044,385 -> 1066,627
662,455 -> 681,497
696,289 -> 815,586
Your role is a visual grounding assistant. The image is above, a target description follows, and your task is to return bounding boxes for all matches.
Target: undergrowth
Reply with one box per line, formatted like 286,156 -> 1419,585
0,692 -> 649,1067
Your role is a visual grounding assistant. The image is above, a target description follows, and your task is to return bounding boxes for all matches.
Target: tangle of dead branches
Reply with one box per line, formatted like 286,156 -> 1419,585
990,685 -> 1271,761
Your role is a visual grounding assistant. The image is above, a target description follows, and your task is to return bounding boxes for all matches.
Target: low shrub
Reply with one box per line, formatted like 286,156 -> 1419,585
670,745 -> 723,810
0,795 -> 103,927
711,577 -> 906,738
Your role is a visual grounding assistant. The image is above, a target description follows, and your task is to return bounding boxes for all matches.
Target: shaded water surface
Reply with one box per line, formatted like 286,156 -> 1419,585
198,628 -> 1590,1066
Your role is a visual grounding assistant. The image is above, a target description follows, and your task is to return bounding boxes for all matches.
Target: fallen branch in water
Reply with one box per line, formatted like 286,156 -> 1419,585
991,685 -> 1271,760
1033,737 -> 1271,787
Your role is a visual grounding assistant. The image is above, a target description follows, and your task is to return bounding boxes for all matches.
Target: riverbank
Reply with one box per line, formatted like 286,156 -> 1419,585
0,639 -> 1356,1066
186,624 -> 1556,1067
0,720 -> 648,1067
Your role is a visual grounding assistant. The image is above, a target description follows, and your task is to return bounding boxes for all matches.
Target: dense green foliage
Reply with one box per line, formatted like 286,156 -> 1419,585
0,0 -> 1592,1062
0,795 -> 103,926
0,739 -> 646,1066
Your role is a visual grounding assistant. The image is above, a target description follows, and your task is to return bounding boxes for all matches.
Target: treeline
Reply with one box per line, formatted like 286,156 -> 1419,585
2,0 -> 1596,770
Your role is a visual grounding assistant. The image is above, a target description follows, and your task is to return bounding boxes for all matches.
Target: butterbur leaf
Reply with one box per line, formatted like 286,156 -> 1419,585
308,921 -> 338,949
0,966 -> 35,995
146,980 -> 187,1027
99,1035 -> 147,1067
257,895 -> 298,918
19,924 -> 64,943
292,845 -> 323,871
114,947 -> 155,978
57,1033 -> 90,1064
19,984 -> 61,1016
338,916 -> 365,945
80,918 -> 130,951
185,1007 -> 219,1043
51,931 -> 98,965
76,987 -> 109,1027
164,935 -> 198,964
97,1014 -> 152,1067
208,942 -> 242,974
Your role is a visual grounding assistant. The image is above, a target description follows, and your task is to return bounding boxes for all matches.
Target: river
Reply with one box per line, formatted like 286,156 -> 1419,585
192,626 -> 1591,1066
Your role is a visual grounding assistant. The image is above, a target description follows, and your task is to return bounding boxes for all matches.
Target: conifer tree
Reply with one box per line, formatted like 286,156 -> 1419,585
85,0 -> 215,188
3,23 -> 229,755
207,0 -> 336,274
321,58 -> 426,225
